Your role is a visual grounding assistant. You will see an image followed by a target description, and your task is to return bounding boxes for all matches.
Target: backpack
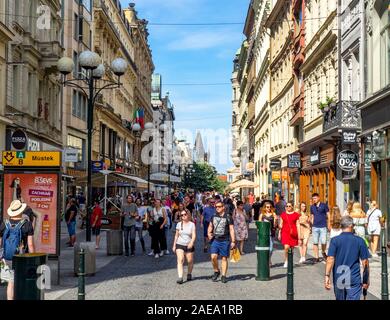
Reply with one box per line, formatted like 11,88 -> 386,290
2,219 -> 27,261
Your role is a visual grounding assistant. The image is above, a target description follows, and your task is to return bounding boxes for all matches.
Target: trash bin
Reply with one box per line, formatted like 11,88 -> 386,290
13,253 -> 47,300
255,221 -> 270,281
106,230 -> 123,255
74,242 -> 96,276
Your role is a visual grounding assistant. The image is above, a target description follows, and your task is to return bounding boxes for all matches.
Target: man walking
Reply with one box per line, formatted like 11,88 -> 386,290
121,195 -> 138,256
201,198 -> 216,252
310,193 -> 330,262
208,201 -> 235,283
325,216 -> 370,300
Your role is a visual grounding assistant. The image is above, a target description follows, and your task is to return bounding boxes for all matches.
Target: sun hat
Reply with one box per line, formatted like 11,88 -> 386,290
7,200 -> 27,217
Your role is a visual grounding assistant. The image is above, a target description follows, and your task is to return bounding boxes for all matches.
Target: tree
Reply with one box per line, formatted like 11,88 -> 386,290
183,162 -> 225,192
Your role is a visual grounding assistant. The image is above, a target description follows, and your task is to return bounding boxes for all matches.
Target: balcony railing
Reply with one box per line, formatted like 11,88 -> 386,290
323,101 -> 360,132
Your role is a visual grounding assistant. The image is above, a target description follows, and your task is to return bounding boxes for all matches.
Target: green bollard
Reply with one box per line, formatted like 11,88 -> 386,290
286,248 -> 294,300
78,248 -> 85,300
381,227 -> 389,300
255,221 -> 270,281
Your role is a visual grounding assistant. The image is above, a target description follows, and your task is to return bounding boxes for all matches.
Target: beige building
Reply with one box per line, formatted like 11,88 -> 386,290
266,0 -> 297,201
298,1 -> 339,208
62,0 -> 93,182
92,0 -> 154,184
2,0 -> 63,152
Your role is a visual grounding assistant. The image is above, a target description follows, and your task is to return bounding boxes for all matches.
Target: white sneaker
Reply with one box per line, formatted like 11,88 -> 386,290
148,251 -> 154,256
302,256 -> 306,263
159,252 -> 164,257
165,250 -> 170,255
372,253 -> 379,258
154,254 -> 159,259
283,261 -> 288,268
298,257 -> 303,264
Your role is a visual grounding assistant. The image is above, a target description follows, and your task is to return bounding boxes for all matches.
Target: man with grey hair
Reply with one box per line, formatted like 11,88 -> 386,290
325,215 -> 370,300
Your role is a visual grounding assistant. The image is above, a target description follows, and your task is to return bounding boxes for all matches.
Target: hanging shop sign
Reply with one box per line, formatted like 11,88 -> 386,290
310,147 -> 320,165
337,150 -> 359,172
272,171 -> 281,181
287,153 -> 301,168
342,130 -> 358,144
270,159 -> 281,171
92,161 -> 104,173
246,162 -> 255,172
11,129 -> 28,150
64,148 -> 79,163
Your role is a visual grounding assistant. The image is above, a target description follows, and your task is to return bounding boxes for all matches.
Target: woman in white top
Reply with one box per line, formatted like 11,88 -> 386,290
350,202 -> 367,240
329,206 -> 342,239
172,209 -> 196,284
366,200 -> 383,257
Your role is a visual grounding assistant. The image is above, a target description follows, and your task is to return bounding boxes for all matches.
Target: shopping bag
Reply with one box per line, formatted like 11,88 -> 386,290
230,248 -> 241,263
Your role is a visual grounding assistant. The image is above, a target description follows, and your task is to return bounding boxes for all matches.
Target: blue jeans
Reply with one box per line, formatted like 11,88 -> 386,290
124,225 -> 136,255
334,283 -> 362,300
312,227 -> 327,245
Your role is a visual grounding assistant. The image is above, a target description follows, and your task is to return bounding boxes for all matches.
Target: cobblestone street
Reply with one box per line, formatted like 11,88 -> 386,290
40,221 -> 380,300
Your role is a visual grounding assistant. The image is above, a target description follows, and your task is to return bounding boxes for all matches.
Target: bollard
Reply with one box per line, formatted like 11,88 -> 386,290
381,227 -> 389,300
286,248 -> 294,300
255,221 -> 270,281
78,248 -> 85,300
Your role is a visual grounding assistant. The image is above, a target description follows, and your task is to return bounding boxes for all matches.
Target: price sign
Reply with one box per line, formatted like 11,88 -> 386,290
337,150 -> 358,172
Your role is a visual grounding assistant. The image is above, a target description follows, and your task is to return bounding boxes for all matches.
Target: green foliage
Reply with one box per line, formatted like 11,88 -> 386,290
183,162 -> 226,192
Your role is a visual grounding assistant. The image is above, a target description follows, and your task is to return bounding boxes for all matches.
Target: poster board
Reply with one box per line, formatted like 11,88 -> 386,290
2,172 -> 60,256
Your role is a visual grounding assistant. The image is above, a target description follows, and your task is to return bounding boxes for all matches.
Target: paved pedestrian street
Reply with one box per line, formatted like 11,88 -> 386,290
38,221 -> 378,300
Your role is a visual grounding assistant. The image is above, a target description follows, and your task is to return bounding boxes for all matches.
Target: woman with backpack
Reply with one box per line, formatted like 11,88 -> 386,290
172,209 -> 196,284
147,199 -> 168,259
0,200 -> 35,300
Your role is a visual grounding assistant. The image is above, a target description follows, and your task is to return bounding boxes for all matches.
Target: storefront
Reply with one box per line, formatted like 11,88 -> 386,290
299,145 -> 336,209
360,90 -> 390,243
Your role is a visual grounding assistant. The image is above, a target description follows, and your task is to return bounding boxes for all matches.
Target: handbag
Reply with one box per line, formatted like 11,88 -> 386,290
230,248 -> 241,263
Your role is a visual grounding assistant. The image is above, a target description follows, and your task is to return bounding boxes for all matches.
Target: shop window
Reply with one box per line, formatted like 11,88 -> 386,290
372,130 -> 386,160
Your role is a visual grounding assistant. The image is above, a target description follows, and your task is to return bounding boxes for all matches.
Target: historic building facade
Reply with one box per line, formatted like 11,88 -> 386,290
266,0 -> 296,201
3,0 -> 63,152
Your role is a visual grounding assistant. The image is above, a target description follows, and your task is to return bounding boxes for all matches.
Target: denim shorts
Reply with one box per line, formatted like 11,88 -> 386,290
210,239 -> 230,257
312,227 -> 327,245
67,221 -> 76,236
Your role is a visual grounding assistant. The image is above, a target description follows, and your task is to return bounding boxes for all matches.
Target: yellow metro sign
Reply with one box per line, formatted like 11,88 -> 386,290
2,151 -> 61,167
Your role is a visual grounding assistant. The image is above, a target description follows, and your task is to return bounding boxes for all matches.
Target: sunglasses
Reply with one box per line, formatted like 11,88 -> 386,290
286,205 -> 293,208
265,206 -> 271,208
180,213 -> 188,217
215,205 -> 223,208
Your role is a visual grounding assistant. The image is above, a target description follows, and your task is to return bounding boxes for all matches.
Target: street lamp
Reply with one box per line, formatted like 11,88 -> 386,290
58,52 -> 128,242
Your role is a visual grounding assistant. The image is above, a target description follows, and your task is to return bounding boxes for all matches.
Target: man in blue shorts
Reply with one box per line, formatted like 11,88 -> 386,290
208,200 -> 235,283
201,198 -> 216,253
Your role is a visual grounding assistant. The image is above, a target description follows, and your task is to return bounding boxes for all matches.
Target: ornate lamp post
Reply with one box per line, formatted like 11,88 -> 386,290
58,52 -> 128,242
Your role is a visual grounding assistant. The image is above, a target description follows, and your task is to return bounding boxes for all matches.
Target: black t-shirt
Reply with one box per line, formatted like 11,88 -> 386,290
0,219 -> 34,252
186,203 -> 195,213
23,207 -> 37,222
65,204 -> 78,222
252,202 -> 262,220
211,213 -> 234,241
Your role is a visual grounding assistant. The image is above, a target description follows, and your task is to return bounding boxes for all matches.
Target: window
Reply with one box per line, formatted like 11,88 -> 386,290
100,123 -> 106,156
72,90 -> 87,121
73,51 -> 78,76
74,14 -> 78,40
13,65 -> 19,108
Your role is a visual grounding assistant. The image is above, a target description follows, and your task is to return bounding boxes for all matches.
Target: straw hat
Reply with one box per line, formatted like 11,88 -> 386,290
7,200 -> 27,217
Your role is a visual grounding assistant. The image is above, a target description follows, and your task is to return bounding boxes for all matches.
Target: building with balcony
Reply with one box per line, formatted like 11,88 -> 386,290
62,0 -> 93,185
359,0 -> 390,239
2,0 -> 63,153
92,0 -> 153,188
297,0 -> 339,209
266,0 -> 296,201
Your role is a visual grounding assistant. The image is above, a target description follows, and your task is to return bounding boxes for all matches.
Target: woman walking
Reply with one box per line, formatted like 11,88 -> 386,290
350,202 -> 367,239
298,202 -> 311,264
147,199 -> 168,258
366,200 -> 383,258
279,202 -> 301,268
329,206 -> 342,239
259,203 -> 278,266
343,200 -> 354,216
233,201 -> 248,255
172,209 -> 196,284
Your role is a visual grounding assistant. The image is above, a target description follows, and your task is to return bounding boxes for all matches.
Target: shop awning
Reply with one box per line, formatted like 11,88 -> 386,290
115,173 -> 153,189
150,172 -> 181,183
228,179 -> 258,189
75,172 -> 137,188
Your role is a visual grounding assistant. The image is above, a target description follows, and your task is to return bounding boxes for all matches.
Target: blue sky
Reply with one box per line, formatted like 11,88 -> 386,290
121,0 -> 248,173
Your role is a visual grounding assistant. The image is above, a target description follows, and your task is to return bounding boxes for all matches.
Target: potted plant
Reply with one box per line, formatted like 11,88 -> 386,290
318,101 -> 327,113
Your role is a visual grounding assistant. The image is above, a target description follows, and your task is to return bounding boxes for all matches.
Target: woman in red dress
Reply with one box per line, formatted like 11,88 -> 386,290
279,202 -> 301,268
